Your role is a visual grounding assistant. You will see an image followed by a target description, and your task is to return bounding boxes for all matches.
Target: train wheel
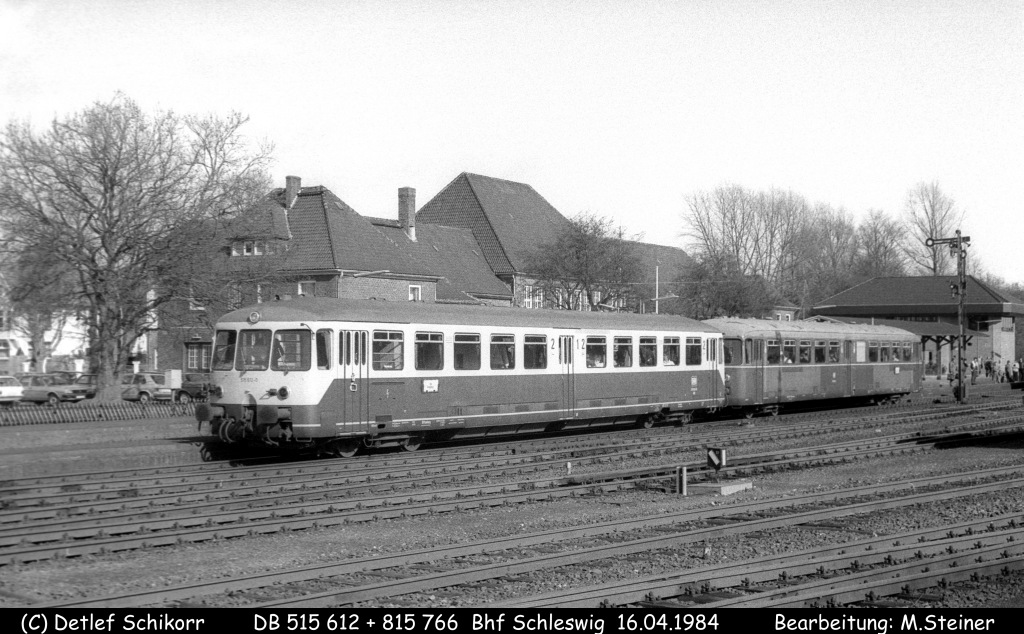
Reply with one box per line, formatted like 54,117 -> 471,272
331,440 -> 360,458
177,391 -> 192,404
640,415 -> 654,429
402,435 -> 424,452
744,410 -> 755,420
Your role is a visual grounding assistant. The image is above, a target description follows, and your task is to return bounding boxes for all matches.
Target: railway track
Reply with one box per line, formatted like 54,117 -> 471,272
36,466 -> 1024,608
2,408 -> 1021,565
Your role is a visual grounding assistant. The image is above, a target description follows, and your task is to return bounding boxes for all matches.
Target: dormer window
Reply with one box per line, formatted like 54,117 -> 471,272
243,241 -> 255,256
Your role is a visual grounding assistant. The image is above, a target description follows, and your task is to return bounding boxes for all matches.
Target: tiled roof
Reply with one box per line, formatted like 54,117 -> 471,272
281,187 -> 439,277
416,173 -> 571,275
813,276 -> 1024,316
809,315 -> 983,338
371,222 -> 512,301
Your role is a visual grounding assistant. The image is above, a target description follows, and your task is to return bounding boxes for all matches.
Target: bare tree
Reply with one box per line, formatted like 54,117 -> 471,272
527,212 -> 643,311
904,181 -> 965,275
683,185 -> 810,304
675,253 -> 774,319
0,95 -> 272,400
854,209 -> 907,279
0,248 -> 79,371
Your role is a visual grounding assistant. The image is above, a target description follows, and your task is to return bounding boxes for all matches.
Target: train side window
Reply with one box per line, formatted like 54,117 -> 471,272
868,341 -> 879,362
415,332 -> 444,371
910,342 -> 919,361
639,337 -> 657,367
814,341 -> 827,363
213,330 -> 238,371
613,336 -> 632,367
272,330 -> 311,371
586,336 -> 607,368
663,337 -> 680,366
524,335 -> 547,369
880,344 -> 891,362
685,337 -> 701,366
752,339 -> 763,362
903,343 -> 913,362
454,333 -> 481,371
372,331 -> 404,371
766,340 -> 780,364
829,341 -> 841,363
723,338 -> 742,365
798,341 -> 812,364
782,340 -> 796,364
316,330 -> 331,369
490,334 -> 515,369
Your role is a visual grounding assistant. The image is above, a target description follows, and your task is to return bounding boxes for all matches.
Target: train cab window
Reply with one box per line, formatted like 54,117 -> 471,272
880,344 -> 891,362
798,341 -> 812,364
586,336 -> 607,368
782,340 -> 796,364
723,338 -> 742,365
213,330 -> 238,371
272,330 -> 311,371
613,336 -> 632,368
237,330 -> 272,371
454,334 -> 481,371
814,341 -> 827,364
829,341 -> 841,363
639,337 -> 657,367
685,337 -> 701,366
490,334 -> 515,369
663,337 -> 680,366
868,342 -> 879,362
524,335 -> 547,369
372,331 -> 404,371
767,340 -> 780,364
910,342 -> 919,361
415,332 -> 444,371
316,330 -> 331,369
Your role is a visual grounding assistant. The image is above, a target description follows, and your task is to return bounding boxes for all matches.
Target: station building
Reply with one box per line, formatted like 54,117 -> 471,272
810,276 -> 1024,378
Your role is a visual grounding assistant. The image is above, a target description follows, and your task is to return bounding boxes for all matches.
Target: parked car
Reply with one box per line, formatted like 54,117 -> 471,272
0,375 -> 24,407
176,372 -> 211,403
49,370 -> 80,384
17,373 -> 89,406
74,374 -> 97,399
121,373 -> 174,403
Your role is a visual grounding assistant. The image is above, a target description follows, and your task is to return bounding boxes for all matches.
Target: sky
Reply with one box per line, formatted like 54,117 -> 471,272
2,0 -> 1022,282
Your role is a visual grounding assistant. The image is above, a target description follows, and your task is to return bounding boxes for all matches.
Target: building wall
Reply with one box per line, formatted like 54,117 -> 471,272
339,277 -> 437,303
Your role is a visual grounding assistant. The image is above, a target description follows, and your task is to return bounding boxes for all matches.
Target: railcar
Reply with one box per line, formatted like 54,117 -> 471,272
196,298 -> 725,456
704,318 -> 922,417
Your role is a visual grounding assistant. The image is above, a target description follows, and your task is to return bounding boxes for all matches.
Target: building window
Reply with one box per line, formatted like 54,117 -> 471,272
186,343 -> 212,371
243,241 -> 255,256
524,285 -> 534,309
0,340 -> 10,361
409,285 -> 421,302
298,281 -> 315,297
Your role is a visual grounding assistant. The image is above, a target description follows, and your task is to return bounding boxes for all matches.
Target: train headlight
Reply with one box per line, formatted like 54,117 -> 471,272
212,385 -> 223,398
277,386 -> 289,400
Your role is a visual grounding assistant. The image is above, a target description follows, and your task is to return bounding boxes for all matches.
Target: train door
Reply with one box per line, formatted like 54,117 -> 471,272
559,335 -> 576,419
707,337 -> 720,402
845,340 -> 856,395
340,330 -> 370,432
750,338 -> 765,404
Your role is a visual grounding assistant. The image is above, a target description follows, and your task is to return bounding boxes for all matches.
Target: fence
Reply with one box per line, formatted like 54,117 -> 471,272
0,401 -> 196,426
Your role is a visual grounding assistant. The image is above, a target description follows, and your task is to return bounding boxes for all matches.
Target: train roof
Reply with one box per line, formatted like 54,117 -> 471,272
703,317 -> 916,338
219,297 -> 720,333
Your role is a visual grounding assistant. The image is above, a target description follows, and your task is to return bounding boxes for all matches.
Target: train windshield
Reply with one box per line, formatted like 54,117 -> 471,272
212,330 -> 237,371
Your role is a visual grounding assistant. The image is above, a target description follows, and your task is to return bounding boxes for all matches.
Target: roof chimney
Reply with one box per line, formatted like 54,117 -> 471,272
398,187 -> 416,241
285,175 -> 301,208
